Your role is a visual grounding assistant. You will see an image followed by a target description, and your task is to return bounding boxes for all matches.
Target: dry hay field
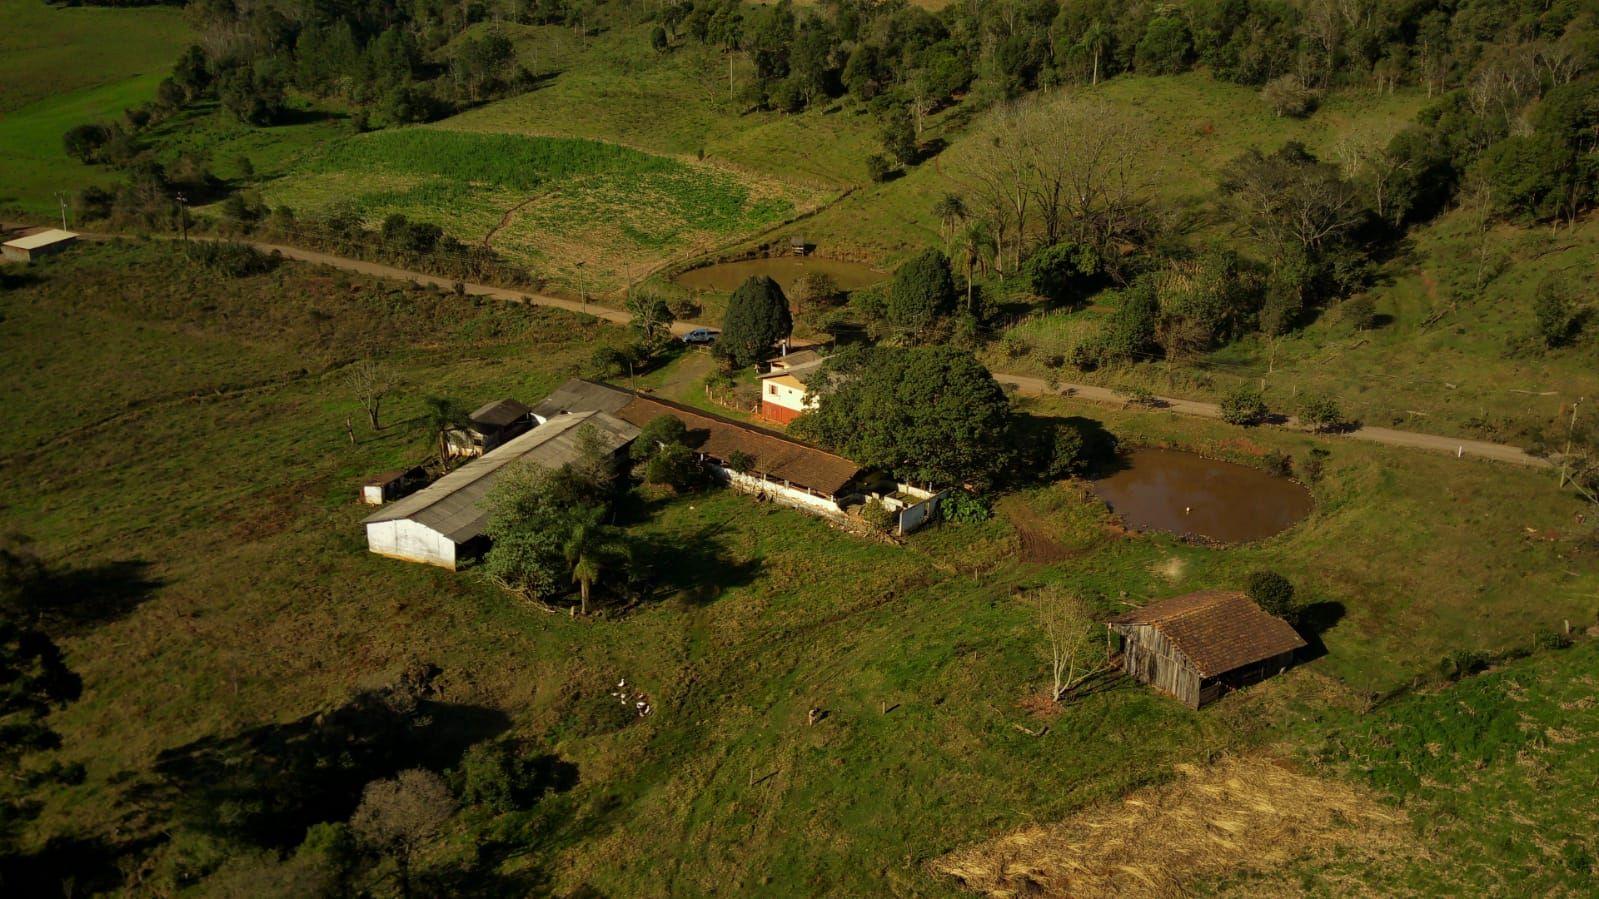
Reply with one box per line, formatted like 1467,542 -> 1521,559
262,128 -> 826,293
935,755 -> 1408,897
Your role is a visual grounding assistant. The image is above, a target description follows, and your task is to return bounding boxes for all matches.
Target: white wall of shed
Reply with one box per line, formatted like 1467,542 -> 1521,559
366,520 -> 458,569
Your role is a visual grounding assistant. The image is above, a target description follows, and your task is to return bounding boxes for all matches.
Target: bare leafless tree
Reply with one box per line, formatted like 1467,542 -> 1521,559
345,359 -> 397,431
1027,586 -> 1103,702
952,92 -> 1151,278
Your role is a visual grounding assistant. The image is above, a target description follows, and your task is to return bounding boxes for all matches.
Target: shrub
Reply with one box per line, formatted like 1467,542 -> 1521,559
865,154 -> 895,182
1264,449 -> 1294,477
62,123 -> 114,163
631,414 -> 687,462
792,272 -> 842,311
1341,295 -> 1377,330
850,286 -> 888,322
1000,333 -> 1031,359
645,442 -> 702,490
888,248 -> 956,333
185,241 -> 279,278
1024,242 -> 1097,307
939,490 -> 990,524
1261,74 -> 1319,118
1219,386 -> 1268,426
726,449 -> 755,473
1534,629 -> 1573,651
1121,385 -> 1157,407
861,498 -> 896,532
1533,278 -> 1579,348
1440,649 -> 1489,680
1302,447 -> 1330,483
455,740 -> 558,813
1297,394 -> 1346,432
1246,570 -> 1296,621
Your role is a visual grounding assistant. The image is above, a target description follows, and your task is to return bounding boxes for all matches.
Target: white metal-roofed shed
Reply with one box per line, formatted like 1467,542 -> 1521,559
2,229 -> 79,262
363,411 -> 638,568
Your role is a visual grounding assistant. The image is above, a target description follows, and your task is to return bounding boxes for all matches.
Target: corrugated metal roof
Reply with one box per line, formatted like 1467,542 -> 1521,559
531,380 -> 634,421
362,411 -> 637,542
1109,590 -> 1306,678
3,229 -> 77,250
469,398 -> 532,429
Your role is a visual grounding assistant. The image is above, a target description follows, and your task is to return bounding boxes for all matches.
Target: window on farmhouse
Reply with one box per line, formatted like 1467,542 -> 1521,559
769,384 -> 778,395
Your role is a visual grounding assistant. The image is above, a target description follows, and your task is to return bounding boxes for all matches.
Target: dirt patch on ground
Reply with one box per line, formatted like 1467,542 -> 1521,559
997,495 -> 1075,565
933,756 -> 1407,898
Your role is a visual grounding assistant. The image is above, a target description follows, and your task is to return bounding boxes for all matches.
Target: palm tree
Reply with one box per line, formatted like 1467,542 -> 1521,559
959,221 -> 993,315
563,507 -> 608,615
932,193 -> 967,255
1081,20 -> 1109,86
422,396 -> 470,467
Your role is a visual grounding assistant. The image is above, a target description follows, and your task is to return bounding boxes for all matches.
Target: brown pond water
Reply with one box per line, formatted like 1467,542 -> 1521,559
673,257 -> 887,294
1089,448 -> 1312,543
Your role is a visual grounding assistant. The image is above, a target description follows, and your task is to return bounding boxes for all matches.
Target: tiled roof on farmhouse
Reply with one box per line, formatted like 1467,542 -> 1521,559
1109,590 -> 1306,678
536,379 -> 863,497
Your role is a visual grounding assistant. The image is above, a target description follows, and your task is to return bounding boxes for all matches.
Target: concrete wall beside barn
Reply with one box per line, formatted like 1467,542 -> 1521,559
366,520 -> 457,569
892,487 -> 946,536
714,466 -> 847,521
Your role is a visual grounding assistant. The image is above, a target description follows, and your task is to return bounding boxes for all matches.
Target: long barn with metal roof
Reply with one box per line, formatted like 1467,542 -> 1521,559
363,411 -> 637,568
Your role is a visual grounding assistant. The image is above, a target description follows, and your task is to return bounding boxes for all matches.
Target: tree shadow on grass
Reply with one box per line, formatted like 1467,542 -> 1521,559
36,559 -> 164,636
620,522 -> 761,608
0,834 -> 159,897
113,670 -> 509,850
1296,600 -> 1346,663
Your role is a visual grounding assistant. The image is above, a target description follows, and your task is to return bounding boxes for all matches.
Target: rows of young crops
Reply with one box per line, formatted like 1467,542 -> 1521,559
302,129 -> 679,192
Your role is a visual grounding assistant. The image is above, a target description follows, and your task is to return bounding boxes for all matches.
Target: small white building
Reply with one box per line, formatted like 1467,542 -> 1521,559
757,350 -> 823,424
2,229 -> 78,263
362,411 -> 637,568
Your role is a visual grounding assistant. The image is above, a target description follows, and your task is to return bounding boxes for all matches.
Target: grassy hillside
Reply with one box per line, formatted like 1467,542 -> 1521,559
442,22 -> 883,190
0,0 -> 189,115
4,242 -> 1595,894
0,0 -> 191,216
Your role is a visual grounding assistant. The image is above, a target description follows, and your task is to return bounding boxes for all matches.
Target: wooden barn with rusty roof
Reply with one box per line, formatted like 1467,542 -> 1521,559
1108,590 -> 1306,708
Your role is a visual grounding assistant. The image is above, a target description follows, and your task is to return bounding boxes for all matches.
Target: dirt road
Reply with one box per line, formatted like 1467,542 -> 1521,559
993,373 -> 1553,469
38,229 -> 1553,470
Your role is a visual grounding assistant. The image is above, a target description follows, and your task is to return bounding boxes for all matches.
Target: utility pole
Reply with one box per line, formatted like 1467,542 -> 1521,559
175,192 -> 189,241
1559,397 -> 1582,488
54,191 -> 70,230
575,260 -> 587,314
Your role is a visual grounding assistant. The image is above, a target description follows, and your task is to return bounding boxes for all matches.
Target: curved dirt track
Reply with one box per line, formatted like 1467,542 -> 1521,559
34,228 -> 1554,470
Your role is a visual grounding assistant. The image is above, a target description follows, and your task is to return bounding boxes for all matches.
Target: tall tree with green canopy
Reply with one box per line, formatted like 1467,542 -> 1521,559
888,248 -> 956,333
718,275 -> 792,367
794,346 -> 1011,486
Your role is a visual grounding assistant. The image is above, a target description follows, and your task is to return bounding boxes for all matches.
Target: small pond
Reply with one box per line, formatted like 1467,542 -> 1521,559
1088,448 -> 1312,543
673,256 -> 887,294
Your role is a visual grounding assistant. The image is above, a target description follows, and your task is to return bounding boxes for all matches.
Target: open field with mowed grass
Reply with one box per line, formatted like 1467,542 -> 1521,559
5,241 -> 1597,893
0,0 -> 191,216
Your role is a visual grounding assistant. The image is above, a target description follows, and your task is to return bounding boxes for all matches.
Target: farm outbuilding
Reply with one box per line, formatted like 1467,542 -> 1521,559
447,398 -> 535,457
2,228 -> 78,263
1107,591 -> 1306,709
363,411 -> 637,568
534,379 -> 880,524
